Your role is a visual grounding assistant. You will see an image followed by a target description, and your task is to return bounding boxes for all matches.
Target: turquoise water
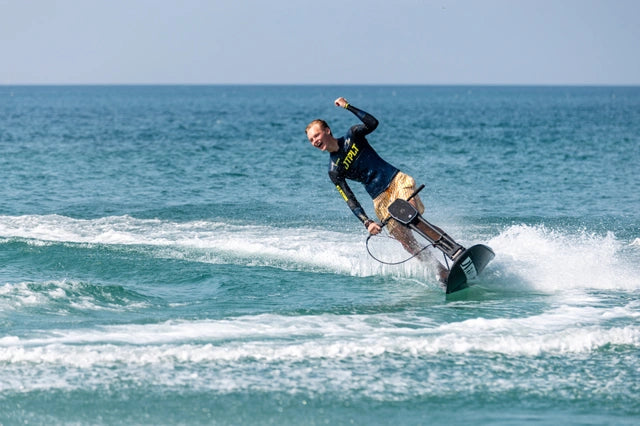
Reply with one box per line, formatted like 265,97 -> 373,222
1,85 -> 639,425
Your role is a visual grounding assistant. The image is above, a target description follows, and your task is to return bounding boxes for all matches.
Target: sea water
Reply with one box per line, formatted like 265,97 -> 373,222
1,85 -> 639,425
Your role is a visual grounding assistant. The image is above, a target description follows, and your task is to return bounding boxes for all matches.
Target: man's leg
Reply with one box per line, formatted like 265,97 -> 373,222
388,222 -> 449,282
373,172 -> 449,282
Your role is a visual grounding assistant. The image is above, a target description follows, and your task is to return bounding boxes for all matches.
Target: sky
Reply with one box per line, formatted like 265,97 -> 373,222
1,0 -> 639,85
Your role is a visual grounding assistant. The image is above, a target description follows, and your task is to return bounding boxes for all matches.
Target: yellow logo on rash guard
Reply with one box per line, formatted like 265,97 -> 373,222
342,142 -> 359,170
336,185 -> 348,201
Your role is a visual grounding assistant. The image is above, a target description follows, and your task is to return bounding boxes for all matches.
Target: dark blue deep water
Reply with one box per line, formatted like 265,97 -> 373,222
1,85 -> 639,425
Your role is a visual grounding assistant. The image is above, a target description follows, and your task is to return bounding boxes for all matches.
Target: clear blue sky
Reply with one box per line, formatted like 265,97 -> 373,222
1,0 -> 638,85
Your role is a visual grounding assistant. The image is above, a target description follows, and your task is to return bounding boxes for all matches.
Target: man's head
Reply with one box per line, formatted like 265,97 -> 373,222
306,119 -> 337,152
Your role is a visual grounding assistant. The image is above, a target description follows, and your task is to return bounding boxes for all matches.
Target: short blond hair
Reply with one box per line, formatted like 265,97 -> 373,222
305,119 -> 330,134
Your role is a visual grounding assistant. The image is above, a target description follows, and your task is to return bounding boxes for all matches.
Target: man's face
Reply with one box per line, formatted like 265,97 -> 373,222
306,123 -> 332,151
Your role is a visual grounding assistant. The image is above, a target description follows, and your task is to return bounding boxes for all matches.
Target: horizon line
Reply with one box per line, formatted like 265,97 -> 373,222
2,82 -> 640,88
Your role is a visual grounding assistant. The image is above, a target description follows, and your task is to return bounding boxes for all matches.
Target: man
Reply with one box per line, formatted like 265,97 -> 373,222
306,97 -> 448,281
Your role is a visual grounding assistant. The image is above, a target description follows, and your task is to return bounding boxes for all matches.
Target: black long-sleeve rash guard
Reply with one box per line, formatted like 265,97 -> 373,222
328,105 -> 399,225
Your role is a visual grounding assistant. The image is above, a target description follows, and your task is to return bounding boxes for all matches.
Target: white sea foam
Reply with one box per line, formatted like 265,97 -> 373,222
2,301 -> 638,363
0,214 -> 435,279
0,330 -> 637,397
1,215 -> 639,291
0,280 -> 149,313
488,224 -> 640,292
1,301 -> 638,395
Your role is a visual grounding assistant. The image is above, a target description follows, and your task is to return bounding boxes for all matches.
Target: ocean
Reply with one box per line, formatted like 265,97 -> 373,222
1,85 -> 639,425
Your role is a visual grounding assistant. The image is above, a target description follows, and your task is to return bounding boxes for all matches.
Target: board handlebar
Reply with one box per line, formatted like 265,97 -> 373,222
407,184 -> 425,202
